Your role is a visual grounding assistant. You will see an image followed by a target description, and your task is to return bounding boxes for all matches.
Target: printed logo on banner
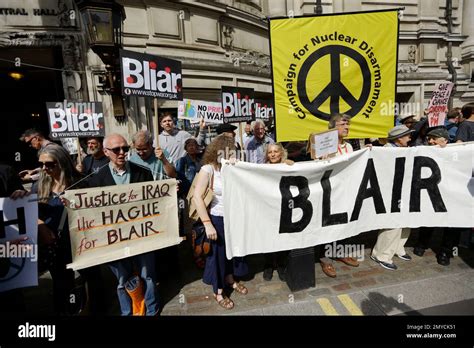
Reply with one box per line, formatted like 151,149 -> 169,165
221,86 -> 255,123
178,99 -> 224,124
254,99 -> 274,121
270,10 -> 399,141
120,49 -> 182,100
46,101 -> 105,139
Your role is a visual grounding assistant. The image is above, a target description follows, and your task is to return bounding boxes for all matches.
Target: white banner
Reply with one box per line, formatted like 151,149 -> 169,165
0,195 -> 38,293
222,144 -> 474,258
64,179 -> 181,270
178,99 -> 223,124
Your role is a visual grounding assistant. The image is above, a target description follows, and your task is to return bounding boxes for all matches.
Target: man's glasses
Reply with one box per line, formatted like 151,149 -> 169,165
26,136 -> 37,146
38,161 -> 57,169
106,146 -> 130,154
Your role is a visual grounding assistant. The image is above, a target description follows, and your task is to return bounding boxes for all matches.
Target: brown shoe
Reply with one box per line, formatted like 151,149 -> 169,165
321,262 -> 337,278
337,257 -> 359,267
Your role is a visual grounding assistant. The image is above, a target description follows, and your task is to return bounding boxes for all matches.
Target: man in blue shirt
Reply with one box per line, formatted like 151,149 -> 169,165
130,130 -> 176,180
245,120 -> 274,164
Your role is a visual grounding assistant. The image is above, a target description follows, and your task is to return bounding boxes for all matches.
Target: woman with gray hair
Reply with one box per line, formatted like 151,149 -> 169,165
33,145 -> 84,314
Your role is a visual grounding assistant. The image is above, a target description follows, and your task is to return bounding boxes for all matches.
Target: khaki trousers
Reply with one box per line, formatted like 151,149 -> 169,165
371,228 -> 411,263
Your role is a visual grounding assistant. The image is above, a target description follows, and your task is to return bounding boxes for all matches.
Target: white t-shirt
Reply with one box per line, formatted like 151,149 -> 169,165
201,164 -> 224,217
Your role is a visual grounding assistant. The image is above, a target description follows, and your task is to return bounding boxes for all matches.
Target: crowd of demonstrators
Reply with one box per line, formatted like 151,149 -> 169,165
76,137 -> 109,175
130,130 -> 176,180
159,112 -> 205,165
5,103 -> 473,315
455,103 -> 474,143
19,129 -> 59,182
316,113 -> 361,278
262,143 -> 293,282
246,120 -> 275,163
192,135 -> 248,310
413,128 -> 460,266
86,134 -> 160,316
370,125 -> 414,271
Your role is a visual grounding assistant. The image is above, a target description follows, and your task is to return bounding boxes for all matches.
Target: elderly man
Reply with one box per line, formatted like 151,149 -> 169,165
19,129 -> 59,181
130,130 -> 176,180
86,133 -> 159,316
317,113 -> 361,278
245,120 -> 274,164
77,137 -> 109,175
370,125 -> 414,270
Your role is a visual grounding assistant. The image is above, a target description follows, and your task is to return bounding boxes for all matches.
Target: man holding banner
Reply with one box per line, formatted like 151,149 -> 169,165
86,134 -> 159,316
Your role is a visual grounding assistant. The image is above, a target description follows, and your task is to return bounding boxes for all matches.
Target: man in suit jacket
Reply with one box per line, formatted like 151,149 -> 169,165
87,133 -> 159,316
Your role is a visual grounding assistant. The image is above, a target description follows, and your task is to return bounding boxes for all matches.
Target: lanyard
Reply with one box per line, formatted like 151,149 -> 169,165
337,144 -> 348,155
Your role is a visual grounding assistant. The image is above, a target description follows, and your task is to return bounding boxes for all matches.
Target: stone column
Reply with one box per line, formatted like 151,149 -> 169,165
461,0 -> 474,98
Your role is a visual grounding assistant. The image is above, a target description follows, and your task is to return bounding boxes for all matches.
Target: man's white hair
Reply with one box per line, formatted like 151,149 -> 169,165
252,119 -> 265,131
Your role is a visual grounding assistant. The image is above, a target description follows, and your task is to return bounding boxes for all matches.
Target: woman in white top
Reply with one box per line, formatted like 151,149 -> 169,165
192,135 -> 248,310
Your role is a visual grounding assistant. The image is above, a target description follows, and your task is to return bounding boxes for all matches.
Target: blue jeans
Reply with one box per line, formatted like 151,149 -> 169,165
108,252 -> 159,316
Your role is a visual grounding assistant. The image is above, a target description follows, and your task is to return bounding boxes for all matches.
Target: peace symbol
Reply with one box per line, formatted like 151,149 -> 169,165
0,256 -> 26,282
297,45 -> 371,121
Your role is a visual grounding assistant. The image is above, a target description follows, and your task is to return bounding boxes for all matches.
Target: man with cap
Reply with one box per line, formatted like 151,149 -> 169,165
216,123 -> 242,151
370,125 -> 413,270
77,136 -> 109,175
414,126 -> 461,266
426,127 -> 449,147
398,113 -> 417,129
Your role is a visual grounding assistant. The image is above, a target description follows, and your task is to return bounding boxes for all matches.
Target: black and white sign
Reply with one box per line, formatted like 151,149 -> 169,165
46,101 -> 105,139
120,49 -> 182,100
254,99 -> 274,121
222,144 -> 474,258
221,86 -> 254,123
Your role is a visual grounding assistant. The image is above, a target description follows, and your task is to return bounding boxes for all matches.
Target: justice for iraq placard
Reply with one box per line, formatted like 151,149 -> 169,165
64,180 -> 181,270
270,10 -> 398,141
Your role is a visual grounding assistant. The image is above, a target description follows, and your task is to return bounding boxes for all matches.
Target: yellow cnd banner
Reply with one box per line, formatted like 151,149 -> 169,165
270,10 -> 399,141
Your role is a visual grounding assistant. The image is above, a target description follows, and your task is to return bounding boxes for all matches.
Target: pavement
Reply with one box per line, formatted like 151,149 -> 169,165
23,229 -> 474,316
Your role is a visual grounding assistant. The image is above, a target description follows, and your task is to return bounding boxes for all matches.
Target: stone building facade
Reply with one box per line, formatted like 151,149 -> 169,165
1,0 -> 473,167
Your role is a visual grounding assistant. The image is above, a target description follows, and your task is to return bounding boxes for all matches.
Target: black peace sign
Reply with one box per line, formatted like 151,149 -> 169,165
297,45 -> 371,121
0,256 -> 26,282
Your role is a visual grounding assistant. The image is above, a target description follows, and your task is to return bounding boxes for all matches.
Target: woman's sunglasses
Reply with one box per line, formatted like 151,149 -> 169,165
106,146 -> 130,154
38,161 -> 57,169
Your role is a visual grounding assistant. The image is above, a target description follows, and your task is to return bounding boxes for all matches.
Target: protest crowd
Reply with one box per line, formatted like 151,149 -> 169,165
0,101 -> 473,315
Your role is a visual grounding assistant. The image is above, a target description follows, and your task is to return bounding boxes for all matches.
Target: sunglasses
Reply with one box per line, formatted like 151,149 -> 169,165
38,161 -> 57,169
106,146 -> 130,154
